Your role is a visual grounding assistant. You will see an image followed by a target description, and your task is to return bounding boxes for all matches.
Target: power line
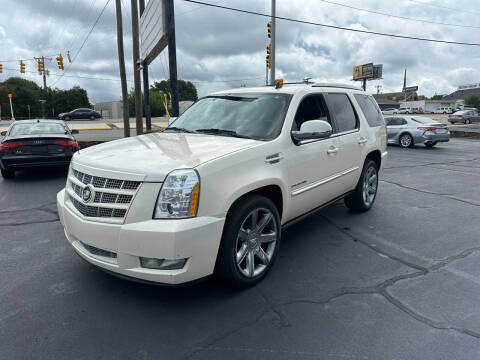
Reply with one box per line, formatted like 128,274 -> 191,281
318,0 -> 480,29
51,0 -> 112,87
406,0 -> 480,16
2,67 -> 132,82
183,0 -> 480,47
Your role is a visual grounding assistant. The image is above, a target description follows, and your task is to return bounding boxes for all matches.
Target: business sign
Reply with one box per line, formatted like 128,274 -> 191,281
403,86 -> 418,92
373,64 -> 383,79
353,63 -> 378,80
140,0 -> 167,65
458,83 -> 480,90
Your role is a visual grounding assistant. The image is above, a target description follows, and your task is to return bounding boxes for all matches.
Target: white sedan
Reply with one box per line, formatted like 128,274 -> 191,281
382,108 -> 398,115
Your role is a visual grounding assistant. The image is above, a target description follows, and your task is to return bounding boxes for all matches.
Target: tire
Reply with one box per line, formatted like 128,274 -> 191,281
65,116 -> 71,121
465,119 -> 471,124
216,195 -> 281,288
1,168 -> 15,179
344,160 -> 378,212
399,133 -> 414,148
425,141 -> 437,148
90,115 -> 95,120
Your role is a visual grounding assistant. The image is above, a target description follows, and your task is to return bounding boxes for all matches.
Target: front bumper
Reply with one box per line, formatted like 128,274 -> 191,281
57,189 -> 225,285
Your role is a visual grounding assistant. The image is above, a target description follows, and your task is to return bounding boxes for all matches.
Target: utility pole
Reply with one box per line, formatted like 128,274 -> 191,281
269,0 -> 276,85
165,0 -> 179,117
115,0 -> 130,137
131,0 -> 143,135
42,57 -> 47,90
362,78 -> 367,91
139,0 -> 152,131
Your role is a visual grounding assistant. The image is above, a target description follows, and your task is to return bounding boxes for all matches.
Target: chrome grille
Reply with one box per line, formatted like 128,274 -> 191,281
68,168 -> 141,223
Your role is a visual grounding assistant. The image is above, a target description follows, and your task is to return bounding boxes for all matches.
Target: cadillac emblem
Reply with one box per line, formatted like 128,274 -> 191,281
82,185 -> 93,203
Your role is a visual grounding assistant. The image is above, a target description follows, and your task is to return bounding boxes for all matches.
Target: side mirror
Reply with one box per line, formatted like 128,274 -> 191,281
291,120 -> 332,144
71,129 -> 79,134
0,131 -> 6,136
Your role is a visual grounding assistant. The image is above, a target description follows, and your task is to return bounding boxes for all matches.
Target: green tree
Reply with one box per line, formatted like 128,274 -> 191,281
430,94 -> 445,100
464,94 -> 480,109
150,79 -> 198,101
0,77 -> 91,119
127,88 -> 166,117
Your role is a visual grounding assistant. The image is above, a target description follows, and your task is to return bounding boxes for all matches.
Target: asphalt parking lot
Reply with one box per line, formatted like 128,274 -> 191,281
2,138 -> 480,359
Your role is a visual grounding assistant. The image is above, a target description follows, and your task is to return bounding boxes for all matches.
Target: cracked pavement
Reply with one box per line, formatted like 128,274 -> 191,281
2,139 -> 480,359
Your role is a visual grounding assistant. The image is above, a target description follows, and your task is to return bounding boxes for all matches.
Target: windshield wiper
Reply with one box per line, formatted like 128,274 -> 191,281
195,128 -> 252,139
164,126 -> 197,134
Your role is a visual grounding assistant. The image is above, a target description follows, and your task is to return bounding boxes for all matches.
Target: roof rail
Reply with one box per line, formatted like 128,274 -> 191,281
312,83 -> 364,91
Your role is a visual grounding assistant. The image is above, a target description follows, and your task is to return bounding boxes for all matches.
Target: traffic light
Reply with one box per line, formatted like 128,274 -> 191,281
267,21 -> 272,38
38,59 -> 44,73
266,44 -> 271,68
56,54 -> 64,70
20,61 -> 25,73
0,63 -> 3,73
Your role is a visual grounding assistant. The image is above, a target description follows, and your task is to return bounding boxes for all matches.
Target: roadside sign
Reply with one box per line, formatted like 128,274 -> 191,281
353,63 -> 375,80
8,93 -> 12,98
373,64 -> 383,79
403,86 -> 418,92
140,0 -> 167,65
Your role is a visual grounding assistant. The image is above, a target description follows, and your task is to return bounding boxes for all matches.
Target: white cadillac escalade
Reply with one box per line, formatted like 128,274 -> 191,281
57,83 -> 387,287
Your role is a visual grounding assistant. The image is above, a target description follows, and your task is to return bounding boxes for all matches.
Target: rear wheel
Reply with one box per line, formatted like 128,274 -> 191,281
465,119 -> 471,124
90,115 -> 95,120
399,133 -> 413,148
345,160 -> 378,212
425,141 -> 437,148
216,195 -> 281,288
1,168 -> 15,179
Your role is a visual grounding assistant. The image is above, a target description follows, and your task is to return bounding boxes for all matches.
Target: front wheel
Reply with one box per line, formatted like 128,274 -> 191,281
90,115 -> 95,120
216,195 -> 281,288
1,168 -> 15,179
399,133 -> 414,148
465,119 -> 471,124
345,160 -> 378,212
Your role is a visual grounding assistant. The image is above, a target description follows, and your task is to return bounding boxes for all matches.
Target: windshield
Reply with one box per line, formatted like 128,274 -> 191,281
168,93 -> 292,140
10,123 -> 67,136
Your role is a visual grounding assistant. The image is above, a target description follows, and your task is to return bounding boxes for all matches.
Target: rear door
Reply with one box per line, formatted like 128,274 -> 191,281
386,117 -> 403,141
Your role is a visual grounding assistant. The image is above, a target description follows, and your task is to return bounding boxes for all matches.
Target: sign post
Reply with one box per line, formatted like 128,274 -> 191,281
8,93 -> 14,121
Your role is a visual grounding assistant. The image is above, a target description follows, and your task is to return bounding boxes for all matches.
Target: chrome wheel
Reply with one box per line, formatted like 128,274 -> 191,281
235,208 -> 278,278
362,166 -> 378,207
400,134 -> 412,148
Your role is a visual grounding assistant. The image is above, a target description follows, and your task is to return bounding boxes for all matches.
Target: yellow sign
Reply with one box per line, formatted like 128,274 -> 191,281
353,65 -> 362,81
8,93 -> 12,99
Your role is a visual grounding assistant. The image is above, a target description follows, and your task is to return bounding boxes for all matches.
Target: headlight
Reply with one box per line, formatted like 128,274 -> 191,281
154,169 -> 200,219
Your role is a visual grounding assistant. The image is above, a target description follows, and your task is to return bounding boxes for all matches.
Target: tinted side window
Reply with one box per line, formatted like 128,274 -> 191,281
293,94 -> 331,131
354,94 -> 384,127
400,118 -> 408,125
326,93 -> 358,133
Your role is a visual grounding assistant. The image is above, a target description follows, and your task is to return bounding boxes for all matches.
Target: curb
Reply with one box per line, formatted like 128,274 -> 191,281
450,131 -> 480,140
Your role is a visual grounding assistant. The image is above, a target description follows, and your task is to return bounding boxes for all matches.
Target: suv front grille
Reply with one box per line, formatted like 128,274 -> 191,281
67,168 -> 141,223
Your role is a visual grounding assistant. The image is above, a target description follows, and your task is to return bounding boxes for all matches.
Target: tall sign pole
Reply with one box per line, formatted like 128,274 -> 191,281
131,0 -> 143,135
8,93 -> 14,121
165,0 -> 179,117
115,0 -> 130,137
269,0 -> 276,85
139,0 -> 152,131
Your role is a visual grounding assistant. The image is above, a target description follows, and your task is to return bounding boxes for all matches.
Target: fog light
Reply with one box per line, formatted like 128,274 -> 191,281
140,257 -> 187,270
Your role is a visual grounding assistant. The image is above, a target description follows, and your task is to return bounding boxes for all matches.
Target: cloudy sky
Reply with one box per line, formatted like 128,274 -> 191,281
1,0 -> 479,103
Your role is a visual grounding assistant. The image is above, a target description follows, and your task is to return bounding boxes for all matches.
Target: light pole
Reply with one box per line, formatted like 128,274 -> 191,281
269,0 -> 276,85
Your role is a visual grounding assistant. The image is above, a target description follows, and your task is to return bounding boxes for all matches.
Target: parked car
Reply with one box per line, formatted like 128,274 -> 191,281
397,107 -> 411,114
57,83 -> 387,288
434,107 -> 453,114
448,110 -> 480,124
385,116 -> 450,148
0,120 -> 79,179
382,108 -> 398,115
58,108 -> 101,121
411,107 -> 424,114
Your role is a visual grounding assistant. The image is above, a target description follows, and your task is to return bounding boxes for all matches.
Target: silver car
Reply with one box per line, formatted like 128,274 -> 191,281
382,108 -> 398,115
385,116 -> 450,148
448,110 -> 480,124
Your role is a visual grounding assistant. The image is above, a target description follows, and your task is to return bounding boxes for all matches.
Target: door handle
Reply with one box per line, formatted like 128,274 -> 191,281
327,147 -> 338,155
358,137 -> 368,144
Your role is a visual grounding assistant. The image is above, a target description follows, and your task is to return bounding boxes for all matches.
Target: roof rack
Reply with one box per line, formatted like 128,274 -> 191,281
312,83 -> 364,91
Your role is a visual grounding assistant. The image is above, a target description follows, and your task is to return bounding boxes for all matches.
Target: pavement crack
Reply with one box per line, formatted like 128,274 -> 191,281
384,157 -> 480,170
319,214 -> 428,272
256,287 -> 291,327
0,218 -> 60,227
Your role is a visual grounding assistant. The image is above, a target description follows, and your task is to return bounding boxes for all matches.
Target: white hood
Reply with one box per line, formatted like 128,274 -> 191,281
73,132 -> 260,182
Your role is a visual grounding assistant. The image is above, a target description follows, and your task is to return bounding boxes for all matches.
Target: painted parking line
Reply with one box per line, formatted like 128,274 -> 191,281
67,123 -> 112,131
113,122 -> 168,129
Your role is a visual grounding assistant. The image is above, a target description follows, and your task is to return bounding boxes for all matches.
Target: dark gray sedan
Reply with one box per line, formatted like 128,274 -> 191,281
448,110 -> 480,124
385,116 -> 450,148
